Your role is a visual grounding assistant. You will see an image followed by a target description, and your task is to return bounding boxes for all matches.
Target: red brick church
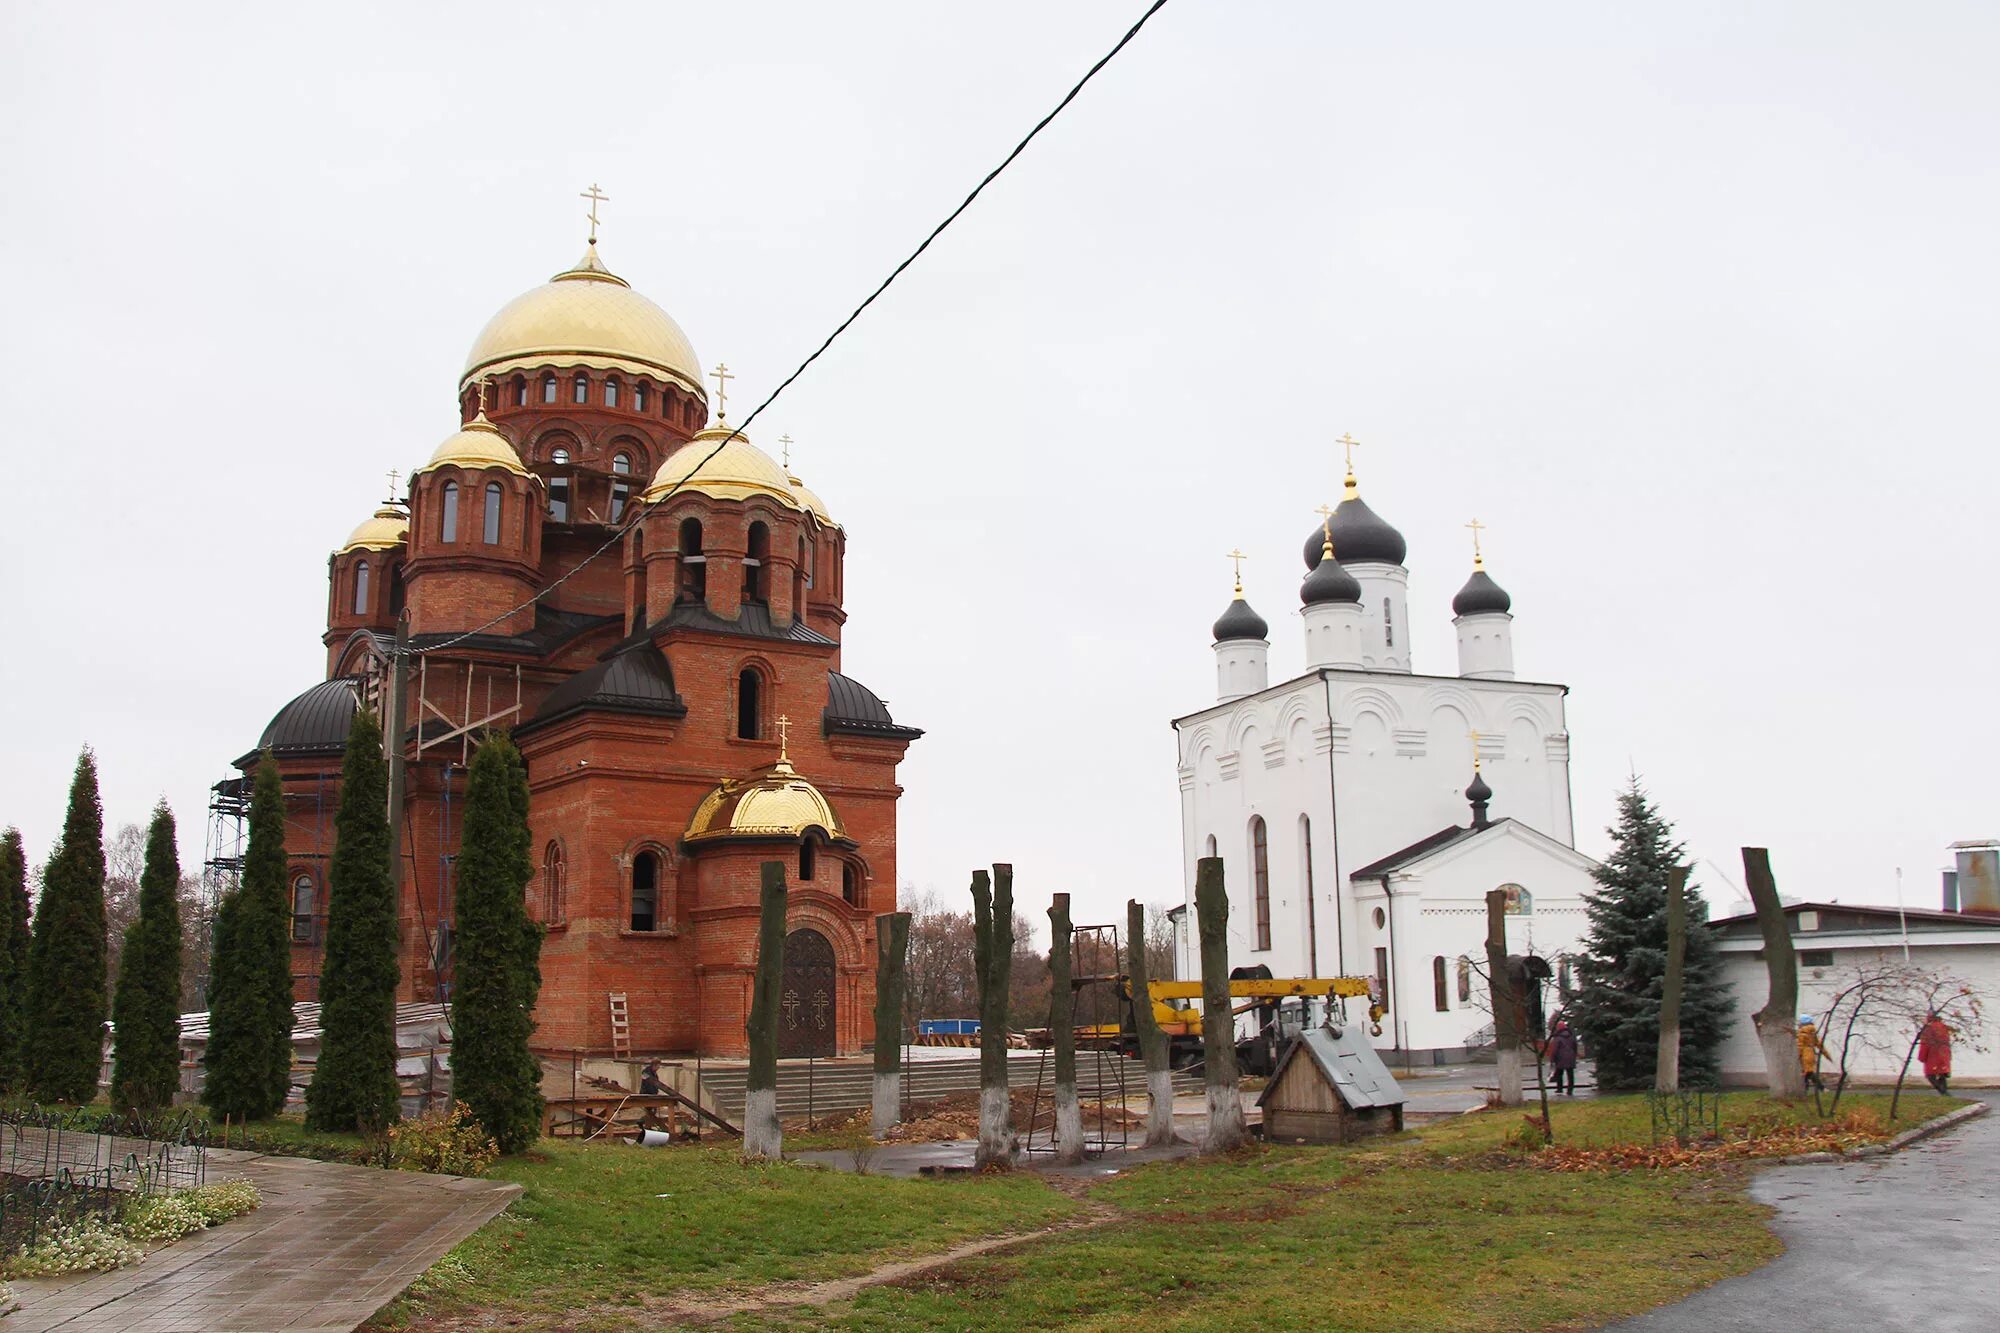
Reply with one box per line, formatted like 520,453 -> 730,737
228,226 -> 919,1059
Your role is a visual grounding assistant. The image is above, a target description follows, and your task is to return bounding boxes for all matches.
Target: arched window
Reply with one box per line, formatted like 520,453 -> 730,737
678,518 -> 707,603
551,447 -> 571,465
541,842 -> 566,925
631,851 -> 659,932
1250,816 -> 1270,951
512,375 -> 527,406
1384,597 -> 1395,649
483,482 -> 502,544
352,561 -> 370,616
1502,883 -> 1533,915
841,862 -> 859,906
1433,956 -> 1449,1012
736,667 -> 762,740
799,837 -> 817,882
605,378 -> 620,408
572,373 -> 588,403
548,448 -> 570,523
742,521 -> 769,603
291,874 -> 315,942
610,452 -> 632,523
1457,956 -> 1472,1004
440,482 -> 459,542
632,382 -> 648,413
542,374 -> 557,404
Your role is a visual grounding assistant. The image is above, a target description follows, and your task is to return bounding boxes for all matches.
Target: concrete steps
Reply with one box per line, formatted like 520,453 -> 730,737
696,1052 -> 1201,1121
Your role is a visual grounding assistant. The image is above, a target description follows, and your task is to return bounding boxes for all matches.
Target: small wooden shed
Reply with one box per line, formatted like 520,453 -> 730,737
1258,1025 -> 1406,1144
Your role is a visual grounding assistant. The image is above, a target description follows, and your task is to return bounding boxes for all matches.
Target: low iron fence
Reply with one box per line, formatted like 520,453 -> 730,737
0,1106 -> 211,1254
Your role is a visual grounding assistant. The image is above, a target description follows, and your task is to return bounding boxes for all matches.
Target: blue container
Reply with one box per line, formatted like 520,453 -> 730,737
918,1018 -> 980,1036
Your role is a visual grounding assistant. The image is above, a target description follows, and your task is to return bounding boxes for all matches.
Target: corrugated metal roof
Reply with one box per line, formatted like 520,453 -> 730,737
524,641 -> 686,731
825,671 -> 923,740
1258,1025 -> 1406,1112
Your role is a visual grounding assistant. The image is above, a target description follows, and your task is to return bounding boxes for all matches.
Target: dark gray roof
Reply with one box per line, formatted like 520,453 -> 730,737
1258,1025 -> 1405,1111
1709,901 -> 2000,938
522,642 -> 686,732
409,605 -> 619,658
1304,494 -> 1406,568
240,678 -> 360,767
824,671 -> 923,741
1212,595 -> 1269,642
654,601 -> 838,646
1452,567 -> 1512,616
1348,820 -> 1517,880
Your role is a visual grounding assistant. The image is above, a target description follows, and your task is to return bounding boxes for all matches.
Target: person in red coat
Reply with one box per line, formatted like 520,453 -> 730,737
1917,1013 -> 1953,1095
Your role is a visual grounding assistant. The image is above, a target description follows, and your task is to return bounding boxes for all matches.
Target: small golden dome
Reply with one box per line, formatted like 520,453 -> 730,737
787,472 -> 837,527
642,424 -> 804,510
684,753 -> 847,844
340,504 -> 408,553
413,414 -> 531,478
460,243 -> 705,396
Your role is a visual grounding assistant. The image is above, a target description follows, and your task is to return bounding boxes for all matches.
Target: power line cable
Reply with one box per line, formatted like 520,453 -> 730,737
417,0 -> 1172,656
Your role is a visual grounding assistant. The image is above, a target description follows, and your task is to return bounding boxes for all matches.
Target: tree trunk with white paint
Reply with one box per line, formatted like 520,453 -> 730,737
1127,898 -> 1176,1147
1195,857 -> 1245,1153
971,865 -> 1015,1170
1742,848 -> 1806,1099
871,911 -> 911,1136
743,861 -> 787,1161
1486,889 -> 1523,1107
1048,893 -> 1083,1164
1655,865 -> 1689,1094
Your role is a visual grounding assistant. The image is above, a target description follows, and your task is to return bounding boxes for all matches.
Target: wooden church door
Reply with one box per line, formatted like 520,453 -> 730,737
779,927 -> 836,1058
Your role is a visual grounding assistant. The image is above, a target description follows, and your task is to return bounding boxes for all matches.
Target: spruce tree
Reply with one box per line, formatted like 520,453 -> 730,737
26,750 -> 109,1104
451,733 -> 543,1153
0,827 -> 30,1094
111,803 -> 185,1115
306,710 -> 402,1132
1570,779 -> 1734,1089
204,755 -> 296,1120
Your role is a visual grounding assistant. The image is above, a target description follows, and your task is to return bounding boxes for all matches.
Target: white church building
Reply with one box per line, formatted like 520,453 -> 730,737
1171,453 -> 1598,1060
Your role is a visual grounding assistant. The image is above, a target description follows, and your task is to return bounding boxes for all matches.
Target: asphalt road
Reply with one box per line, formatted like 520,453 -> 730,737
1608,1092 -> 1998,1333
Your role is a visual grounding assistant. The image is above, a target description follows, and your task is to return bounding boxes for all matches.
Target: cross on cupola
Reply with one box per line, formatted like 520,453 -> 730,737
385,469 -> 401,502
580,183 -> 609,244
710,362 -> 734,420
1465,517 -> 1487,567
1314,502 -> 1335,553
778,434 -> 794,470
1225,548 -> 1247,593
774,713 -> 791,761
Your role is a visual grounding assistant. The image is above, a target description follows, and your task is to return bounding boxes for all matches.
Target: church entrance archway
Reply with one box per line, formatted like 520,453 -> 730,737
780,927 -> 836,1058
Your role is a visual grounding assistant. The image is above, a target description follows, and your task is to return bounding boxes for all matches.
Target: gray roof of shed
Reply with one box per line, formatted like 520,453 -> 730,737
1257,1025 -> 1406,1111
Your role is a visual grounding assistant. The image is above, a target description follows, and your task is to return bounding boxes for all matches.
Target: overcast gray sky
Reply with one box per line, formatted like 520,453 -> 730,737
4,1 -> 1995,934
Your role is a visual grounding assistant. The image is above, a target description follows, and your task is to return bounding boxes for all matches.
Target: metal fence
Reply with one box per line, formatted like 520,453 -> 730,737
0,1106 -> 211,1254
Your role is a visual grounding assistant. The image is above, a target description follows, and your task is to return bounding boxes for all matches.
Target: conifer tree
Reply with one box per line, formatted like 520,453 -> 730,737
451,733 -> 542,1153
204,756 -> 296,1120
1570,779 -> 1733,1089
27,750 -> 109,1103
306,710 -> 402,1131
0,827 -> 30,1094
111,803 -> 185,1114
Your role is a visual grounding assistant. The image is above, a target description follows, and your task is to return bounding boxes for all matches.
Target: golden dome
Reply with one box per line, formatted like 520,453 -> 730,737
460,243 -> 705,395
684,753 -> 847,844
413,414 -> 531,478
340,504 -> 408,553
642,424 -> 804,511
787,472 -> 837,527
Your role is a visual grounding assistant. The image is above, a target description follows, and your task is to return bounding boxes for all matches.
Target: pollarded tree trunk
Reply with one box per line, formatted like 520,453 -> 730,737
1048,893 -> 1083,1165
971,865 -> 1015,1169
1195,857 -> 1245,1152
1126,898 -> 1175,1147
871,911 -> 911,1137
1655,865 -> 1690,1093
1742,847 -> 1806,1098
1486,889 -> 1522,1107
743,861 -> 787,1161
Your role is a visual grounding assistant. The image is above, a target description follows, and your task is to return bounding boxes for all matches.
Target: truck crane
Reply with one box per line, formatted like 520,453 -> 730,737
1078,966 -> 1382,1075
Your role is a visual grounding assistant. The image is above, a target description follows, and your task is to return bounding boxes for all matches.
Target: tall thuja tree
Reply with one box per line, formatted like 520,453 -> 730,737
306,710 -> 401,1131
204,755 -> 296,1120
0,827 -> 30,1093
27,750 -> 109,1103
111,803 -> 185,1114
1571,779 -> 1733,1089
451,733 -> 543,1153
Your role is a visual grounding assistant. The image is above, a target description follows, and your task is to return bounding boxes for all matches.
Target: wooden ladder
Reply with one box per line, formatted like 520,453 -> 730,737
608,992 -> 632,1060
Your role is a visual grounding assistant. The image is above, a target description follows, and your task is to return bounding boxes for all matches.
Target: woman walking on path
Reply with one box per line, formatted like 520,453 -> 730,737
1549,1019 -> 1579,1095
1918,1013 -> 1953,1095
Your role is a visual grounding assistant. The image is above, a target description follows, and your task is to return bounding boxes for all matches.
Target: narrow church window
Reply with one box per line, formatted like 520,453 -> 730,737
440,483 -> 459,542
483,483 -> 502,544
549,451 -> 570,523
605,378 -> 620,408
512,376 -> 527,406
631,851 -> 658,931
1383,598 -> 1395,649
1375,946 -> 1390,1014
633,383 -> 648,412
352,561 -> 370,616
736,667 -> 762,739
610,453 -> 631,523
542,842 -> 566,924
742,521 -> 769,603
799,838 -> 816,882
678,518 -> 707,603
1250,816 -> 1271,950
1457,956 -> 1472,1004
1433,956 -> 1449,1012
842,863 -> 858,906
572,373 -> 588,403
542,375 -> 557,404
291,874 -> 315,942
612,452 -> 632,474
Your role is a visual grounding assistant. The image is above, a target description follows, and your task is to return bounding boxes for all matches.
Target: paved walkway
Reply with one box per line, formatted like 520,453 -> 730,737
1608,1093 -> 1997,1333
6,1146 -> 519,1333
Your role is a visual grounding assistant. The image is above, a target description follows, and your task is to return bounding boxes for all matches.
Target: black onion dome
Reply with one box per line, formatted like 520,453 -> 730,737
1300,546 -> 1362,605
1452,567 -> 1512,616
1212,595 -> 1269,642
1304,494 -> 1407,568
1465,769 -> 1493,805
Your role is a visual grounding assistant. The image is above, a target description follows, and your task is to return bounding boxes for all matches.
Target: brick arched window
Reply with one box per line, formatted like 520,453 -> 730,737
841,861 -> 858,906
541,374 -> 557,404
572,373 -> 588,404
352,560 -> 370,616
440,482 -> 459,542
798,836 -> 817,882
291,873 -> 316,942
1249,816 -> 1270,951
610,452 -> 632,523
678,518 -> 706,603
541,841 -> 566,925
631,851 -> 659,931
483,482 -> 503,544
512,375 -> 527,406
736,667 -> 763,740
742,521 -> 770,604
633,382 -> 648,413
605,377 -> 620,408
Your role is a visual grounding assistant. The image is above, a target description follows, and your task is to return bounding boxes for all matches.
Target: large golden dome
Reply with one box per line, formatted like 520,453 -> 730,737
642,423 -> 803,511
684,752 -> 847,844
460,243 -> 706,395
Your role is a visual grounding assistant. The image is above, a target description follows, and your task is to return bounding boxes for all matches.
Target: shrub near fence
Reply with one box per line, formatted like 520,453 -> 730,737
0,1105 -> 211,1257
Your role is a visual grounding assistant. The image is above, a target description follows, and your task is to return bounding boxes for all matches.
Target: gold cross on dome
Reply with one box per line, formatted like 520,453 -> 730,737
710,362 -> 734,418
1468,729 -> 1482,771
1465,517 -> 1487,565
778,434 -> 794,470
1225,548 -> 1247,592
775,713 -> 791,758
580,183 -> 609,244
386,469 -> 401,497
1314,502 -> 1335,547
1337,431 -> 1361,471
